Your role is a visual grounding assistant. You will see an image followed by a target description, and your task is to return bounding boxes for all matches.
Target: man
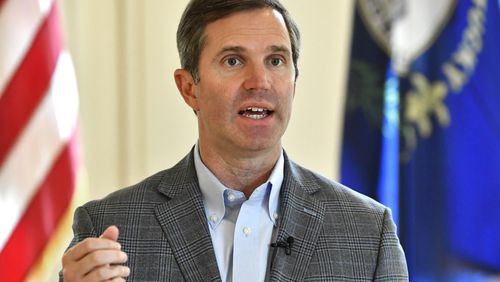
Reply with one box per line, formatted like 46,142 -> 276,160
61,0 -> 408,281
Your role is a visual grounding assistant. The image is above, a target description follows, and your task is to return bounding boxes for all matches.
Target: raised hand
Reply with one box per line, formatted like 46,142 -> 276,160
62,226 -> 130,282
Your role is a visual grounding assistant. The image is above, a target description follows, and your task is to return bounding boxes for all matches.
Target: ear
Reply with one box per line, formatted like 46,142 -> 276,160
174,69 -> 199,111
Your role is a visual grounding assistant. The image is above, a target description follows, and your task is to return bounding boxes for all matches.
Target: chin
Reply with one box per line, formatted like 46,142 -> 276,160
239,138 -> 281,153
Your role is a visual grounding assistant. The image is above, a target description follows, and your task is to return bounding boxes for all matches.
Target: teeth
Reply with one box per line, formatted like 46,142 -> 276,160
247,107 -> 265,112
247,114 -> 265,119
239,107 -> 271,119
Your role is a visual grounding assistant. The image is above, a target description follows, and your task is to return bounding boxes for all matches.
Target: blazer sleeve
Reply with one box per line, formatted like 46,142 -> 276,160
374,208 -> 409,281
68,206 -> 99,247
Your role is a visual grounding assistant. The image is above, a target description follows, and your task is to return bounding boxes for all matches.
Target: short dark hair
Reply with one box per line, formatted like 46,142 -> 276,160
177,0 -> 301,83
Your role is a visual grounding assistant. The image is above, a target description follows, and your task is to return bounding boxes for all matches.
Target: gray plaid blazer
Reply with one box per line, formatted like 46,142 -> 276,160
63,150 -> 408,281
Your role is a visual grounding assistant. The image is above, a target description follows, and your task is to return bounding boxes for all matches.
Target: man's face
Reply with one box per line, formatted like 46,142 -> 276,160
182,8 -> 296,157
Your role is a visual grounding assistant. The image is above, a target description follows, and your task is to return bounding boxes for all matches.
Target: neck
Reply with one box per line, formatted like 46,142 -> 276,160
198,142 -> 281,198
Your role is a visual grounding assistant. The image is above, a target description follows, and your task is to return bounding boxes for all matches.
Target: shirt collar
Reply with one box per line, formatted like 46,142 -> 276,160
194,143 -> 284,229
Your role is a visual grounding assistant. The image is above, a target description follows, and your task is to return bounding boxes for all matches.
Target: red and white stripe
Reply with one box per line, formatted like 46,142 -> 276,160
0,0 -> 80,280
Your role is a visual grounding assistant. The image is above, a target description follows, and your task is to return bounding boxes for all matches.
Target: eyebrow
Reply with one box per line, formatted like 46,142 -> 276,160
268,45 -> 291,56
217,46 -> 245,57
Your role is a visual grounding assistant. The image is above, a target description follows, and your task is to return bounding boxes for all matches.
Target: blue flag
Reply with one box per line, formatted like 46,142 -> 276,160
341,0 -> 500,280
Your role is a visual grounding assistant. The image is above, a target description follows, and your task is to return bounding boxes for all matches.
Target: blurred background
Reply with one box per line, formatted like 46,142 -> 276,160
0,0 -> 499,281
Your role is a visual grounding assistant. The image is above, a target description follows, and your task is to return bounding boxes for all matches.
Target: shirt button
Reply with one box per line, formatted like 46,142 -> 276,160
227,192 -> 236,202
274,212 -> 279,220
209,215 -> 218,223
243,227 -> 252,236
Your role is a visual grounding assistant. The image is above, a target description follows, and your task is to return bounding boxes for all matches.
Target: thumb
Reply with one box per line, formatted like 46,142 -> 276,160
99,225 -> 119,242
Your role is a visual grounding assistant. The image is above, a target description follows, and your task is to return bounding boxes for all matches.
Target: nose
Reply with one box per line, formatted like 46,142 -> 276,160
242,62 -> 271,91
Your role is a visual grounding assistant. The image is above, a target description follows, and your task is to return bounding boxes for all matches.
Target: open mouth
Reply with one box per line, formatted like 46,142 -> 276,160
238,107 -> 273,120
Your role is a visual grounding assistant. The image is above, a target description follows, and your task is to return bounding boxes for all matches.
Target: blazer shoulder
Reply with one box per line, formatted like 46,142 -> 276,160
83,150 -> 196,210
288,159 -> 387,215
82,169 -> 169,210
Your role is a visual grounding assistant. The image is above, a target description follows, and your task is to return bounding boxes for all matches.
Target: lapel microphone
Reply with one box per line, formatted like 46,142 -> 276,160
271,236 -> 294,255
269,236 -> 295,270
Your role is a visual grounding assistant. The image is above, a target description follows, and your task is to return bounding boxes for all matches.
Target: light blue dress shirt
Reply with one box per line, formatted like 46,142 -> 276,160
194,144 -> 284,282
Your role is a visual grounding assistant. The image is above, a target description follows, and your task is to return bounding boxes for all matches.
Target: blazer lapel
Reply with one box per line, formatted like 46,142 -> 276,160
269,156 -> 326,281
154,151 -> 221,282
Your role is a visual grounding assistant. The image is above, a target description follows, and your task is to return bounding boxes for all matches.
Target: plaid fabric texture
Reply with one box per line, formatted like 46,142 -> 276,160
62,149 -> 408,281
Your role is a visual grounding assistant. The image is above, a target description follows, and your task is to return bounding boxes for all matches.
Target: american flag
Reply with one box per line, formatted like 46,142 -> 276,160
0,0 -> 80,280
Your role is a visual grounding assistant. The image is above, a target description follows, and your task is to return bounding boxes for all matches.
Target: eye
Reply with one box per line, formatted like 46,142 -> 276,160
224,57 -> 242,67
269,57 -> 284,66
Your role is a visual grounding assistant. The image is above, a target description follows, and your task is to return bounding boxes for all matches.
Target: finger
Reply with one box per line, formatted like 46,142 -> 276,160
64,226 -> 121,263
105,279 -> 126,282
100,225 -> 119,242
83,265 -> 130,282
62,241 -> 125,281
78,249 -> 128,276
105,278 -> 126,282
63,237 -> 121,263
